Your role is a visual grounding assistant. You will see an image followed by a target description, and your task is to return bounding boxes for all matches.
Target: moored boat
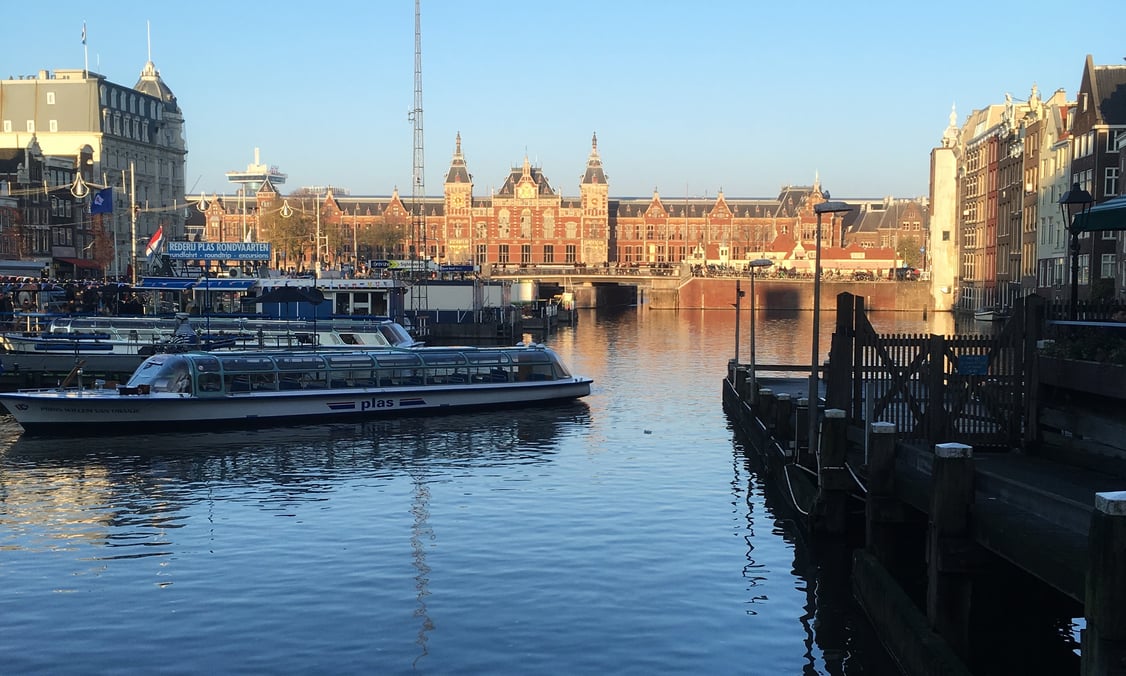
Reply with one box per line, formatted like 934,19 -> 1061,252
973,306 -> 1009,322
0,343 -> 593,435
0,314 -> 422,357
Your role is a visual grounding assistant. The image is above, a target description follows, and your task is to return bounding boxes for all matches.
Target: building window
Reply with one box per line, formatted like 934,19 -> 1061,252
520,244 -> 532,264
2,120 -> 10,133
49,120 -> 58,132
498,245 -> 509,264
1106,167 -> 1119,196
26,120 -> 34,133
1079,254 -> 1090,285
565,244 -> 577,264
475,244 -> 487,265
46,92 -> 55,105
543,244 -> 555,263
1101,253 -> 1116,278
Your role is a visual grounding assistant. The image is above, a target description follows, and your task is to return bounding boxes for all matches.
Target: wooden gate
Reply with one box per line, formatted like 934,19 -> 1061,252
826,293 -> 1041,449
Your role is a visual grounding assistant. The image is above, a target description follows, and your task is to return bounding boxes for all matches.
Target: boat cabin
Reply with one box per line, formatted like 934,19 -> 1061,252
122,347 -> 574,397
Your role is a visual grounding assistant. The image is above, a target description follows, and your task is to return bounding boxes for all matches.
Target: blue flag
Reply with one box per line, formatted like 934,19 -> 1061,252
90,187 -> 113,214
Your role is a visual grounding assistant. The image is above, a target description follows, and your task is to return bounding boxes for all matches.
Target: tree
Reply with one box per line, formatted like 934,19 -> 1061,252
89,215 -> 114,273
896,235 -> 922,269
258,194 -> 316,271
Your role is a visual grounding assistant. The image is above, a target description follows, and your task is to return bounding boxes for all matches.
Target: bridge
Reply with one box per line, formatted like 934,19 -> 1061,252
485,264 -> 934,311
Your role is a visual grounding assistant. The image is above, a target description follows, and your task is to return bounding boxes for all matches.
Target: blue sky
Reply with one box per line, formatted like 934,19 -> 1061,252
5,1 -> 1123,200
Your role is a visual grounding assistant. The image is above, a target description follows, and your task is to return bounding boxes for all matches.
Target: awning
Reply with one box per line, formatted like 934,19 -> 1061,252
54,257 -> 103,270
135,277 -> 195,290
1072,195 -> 1126,232
194,278 -> 256,291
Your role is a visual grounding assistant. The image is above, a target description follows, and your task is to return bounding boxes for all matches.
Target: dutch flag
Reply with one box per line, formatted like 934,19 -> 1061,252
144,225 -> 164,262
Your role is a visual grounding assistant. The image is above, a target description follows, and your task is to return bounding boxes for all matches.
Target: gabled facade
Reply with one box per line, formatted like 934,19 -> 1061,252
0,63 -> 187,277
1031,88 -> 1073,300
1068,55 -> 1126,300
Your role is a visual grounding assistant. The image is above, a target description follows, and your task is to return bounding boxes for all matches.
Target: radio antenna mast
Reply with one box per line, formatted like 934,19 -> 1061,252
409,0 -> 428,323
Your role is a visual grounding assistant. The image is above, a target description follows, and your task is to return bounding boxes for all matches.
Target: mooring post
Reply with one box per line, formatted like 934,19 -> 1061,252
774,393 -> 793,451
814,408 -> 850,535
927,442 -> 975,660
759,389 -> 776,432
795,398 -> 809,468
865,422 -> 901,570
1081,491 -> 1126,676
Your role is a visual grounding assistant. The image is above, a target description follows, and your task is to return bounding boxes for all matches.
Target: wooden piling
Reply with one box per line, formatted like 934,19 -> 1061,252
865,421 -> 902,569
927,442 -> 975,660
815,408 -> 850,535
1082,491 -> 1126,676
774,393 -> 793,452
759,389 -> 775,433
795,397 -> 809,467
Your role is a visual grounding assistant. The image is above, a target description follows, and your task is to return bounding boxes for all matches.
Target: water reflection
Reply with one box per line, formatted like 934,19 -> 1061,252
0,403 -> 591,551
727,415 -> 899,674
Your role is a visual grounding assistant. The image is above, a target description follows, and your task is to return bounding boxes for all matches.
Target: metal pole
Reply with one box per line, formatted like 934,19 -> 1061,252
129,161 -> 137,286
749,269 -> 757,395
1070,229 -> 1080,321
733,280 -> 742,364
808,211 -> 824,456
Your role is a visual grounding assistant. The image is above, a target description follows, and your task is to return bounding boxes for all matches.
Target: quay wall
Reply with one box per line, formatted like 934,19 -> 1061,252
670,278 -> 933,311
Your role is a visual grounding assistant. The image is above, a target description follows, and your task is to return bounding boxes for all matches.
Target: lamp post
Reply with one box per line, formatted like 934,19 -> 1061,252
1058,182 -> 1094,321
748,258 -> 773,399
808,197 -> 852,457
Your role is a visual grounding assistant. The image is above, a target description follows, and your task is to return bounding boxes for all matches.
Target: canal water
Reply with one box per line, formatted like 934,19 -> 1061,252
0,308 -> 1042,674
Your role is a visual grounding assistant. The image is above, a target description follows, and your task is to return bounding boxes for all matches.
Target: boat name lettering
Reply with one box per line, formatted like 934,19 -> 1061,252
41,406 -> 141,414
360,398 -> 395,411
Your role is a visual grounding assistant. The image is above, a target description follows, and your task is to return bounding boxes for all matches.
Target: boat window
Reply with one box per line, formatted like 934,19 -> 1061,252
197,372 -> 222,393
218,356 -> 275,372
191,355 -> 222,373
511,350 -> 557,382
126,355 -> 194,393
465,351 -> 510,365
420,351 -> 467,366
325,354 -> 376,369
275,354 -> 327,371
125,355 -> 179,387
378,324 -> 413,346
375,353 -> 423,368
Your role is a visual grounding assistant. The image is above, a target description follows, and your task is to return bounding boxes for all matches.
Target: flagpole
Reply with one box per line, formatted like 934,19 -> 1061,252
130,161 -> 137,286
114,169 -> 124,280
82,21 -> 88,78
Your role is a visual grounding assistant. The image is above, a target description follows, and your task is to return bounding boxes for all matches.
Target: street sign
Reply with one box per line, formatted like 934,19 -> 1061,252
957,354 -> 989,375
370,259 -> 390,269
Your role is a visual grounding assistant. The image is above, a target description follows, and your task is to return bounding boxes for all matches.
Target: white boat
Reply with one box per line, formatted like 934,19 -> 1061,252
973,307 -> 1009,322
0,314 -> 422,356
0,343 -> 593,435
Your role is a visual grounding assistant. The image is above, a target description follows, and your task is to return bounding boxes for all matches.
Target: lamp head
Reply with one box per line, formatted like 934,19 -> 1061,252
815,200 -> 852,215
1059,182 -> 1094,228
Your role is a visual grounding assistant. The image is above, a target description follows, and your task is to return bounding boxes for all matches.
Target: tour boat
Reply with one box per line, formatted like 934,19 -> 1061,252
0,343 -> 593,435
0,314 -> 422,357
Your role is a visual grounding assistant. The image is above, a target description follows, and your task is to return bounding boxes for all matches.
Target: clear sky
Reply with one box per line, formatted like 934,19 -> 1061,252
5,1 -> 1123,201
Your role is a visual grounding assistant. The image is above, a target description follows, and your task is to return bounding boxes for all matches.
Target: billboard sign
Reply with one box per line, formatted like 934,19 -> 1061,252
168,241 -> 272,261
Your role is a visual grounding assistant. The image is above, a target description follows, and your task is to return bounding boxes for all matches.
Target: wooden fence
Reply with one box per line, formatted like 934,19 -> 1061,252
827,293 -> 1043,449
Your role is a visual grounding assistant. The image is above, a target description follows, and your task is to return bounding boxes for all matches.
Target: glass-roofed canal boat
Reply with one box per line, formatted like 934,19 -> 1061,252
0,343 -> 592,435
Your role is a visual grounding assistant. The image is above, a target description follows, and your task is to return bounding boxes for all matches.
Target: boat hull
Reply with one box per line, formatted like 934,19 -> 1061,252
0,379 -> 593,435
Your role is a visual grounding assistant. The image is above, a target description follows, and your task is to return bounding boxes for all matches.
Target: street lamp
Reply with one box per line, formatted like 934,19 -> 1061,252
808,197 -> 852,457
748,258 -> 773,400
1058,182 -> 1094,321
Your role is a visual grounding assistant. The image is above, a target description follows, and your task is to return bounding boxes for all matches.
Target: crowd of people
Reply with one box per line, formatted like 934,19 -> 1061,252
0,276 -> 146,324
